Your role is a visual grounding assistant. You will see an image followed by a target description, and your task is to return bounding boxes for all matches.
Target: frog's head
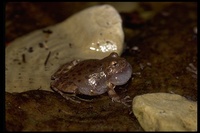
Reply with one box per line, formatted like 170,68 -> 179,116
103,52 -> 132,85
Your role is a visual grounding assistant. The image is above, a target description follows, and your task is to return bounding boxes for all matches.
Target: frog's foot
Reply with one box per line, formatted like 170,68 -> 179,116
120,96 -> 132,107
52,87 -> 81,103
111,96 -> 132,107
123,96 -> 132,102
75,95 -> 94,102
60,93 -> 81,103
107,83 -> 132,107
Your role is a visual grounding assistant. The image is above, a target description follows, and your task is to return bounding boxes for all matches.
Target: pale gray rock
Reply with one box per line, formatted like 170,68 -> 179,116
6,5 -> 124,93
132,93 -> 197,131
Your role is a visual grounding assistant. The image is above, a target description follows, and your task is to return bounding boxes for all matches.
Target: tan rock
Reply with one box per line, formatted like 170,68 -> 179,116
6,5 -> 124,92
132,93 -> 197,131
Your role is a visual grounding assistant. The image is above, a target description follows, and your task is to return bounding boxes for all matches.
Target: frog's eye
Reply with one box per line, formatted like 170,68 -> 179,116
110,52 -> 118,58
111,61 -> 118,67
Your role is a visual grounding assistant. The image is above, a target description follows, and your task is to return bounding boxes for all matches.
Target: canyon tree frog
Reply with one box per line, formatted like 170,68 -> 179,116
50,52 -> 132,105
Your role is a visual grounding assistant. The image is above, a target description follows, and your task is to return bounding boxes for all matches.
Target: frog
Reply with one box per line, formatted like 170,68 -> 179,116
50,52 -> 132,106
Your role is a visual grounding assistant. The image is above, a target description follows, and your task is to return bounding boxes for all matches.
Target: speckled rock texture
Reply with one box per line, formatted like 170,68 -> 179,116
132,93 -> 197,131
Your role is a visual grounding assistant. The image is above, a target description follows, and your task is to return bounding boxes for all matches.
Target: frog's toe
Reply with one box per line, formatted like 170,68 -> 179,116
119,96 -> 132,107
51,86 -> 81,103
111,97 -> 121,103
111,96 -> 132,107
120,101 -> 131,107
63,95 -> 81,103
123,95 -> 132,102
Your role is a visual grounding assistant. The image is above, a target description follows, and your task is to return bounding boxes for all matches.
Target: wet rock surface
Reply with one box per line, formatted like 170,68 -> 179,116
132,93 -> 197,131
123,3 -> 197,101
6,2 -> 197,131
6,90 -> 141,131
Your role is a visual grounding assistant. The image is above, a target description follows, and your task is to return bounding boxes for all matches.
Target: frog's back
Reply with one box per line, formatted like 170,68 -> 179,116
64,59 -> 103,83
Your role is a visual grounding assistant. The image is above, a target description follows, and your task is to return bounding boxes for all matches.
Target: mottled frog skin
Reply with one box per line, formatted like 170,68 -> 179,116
50,52 -> 132,105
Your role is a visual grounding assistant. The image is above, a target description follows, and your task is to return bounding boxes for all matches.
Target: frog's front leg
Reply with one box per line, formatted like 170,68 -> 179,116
51,59 -> 81,80
107,82 -> 132,107
107,82 -> 120,102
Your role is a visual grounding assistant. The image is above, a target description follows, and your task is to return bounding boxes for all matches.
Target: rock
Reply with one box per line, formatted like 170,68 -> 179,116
6,5 -> 124,93
132,93 -> 197,131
